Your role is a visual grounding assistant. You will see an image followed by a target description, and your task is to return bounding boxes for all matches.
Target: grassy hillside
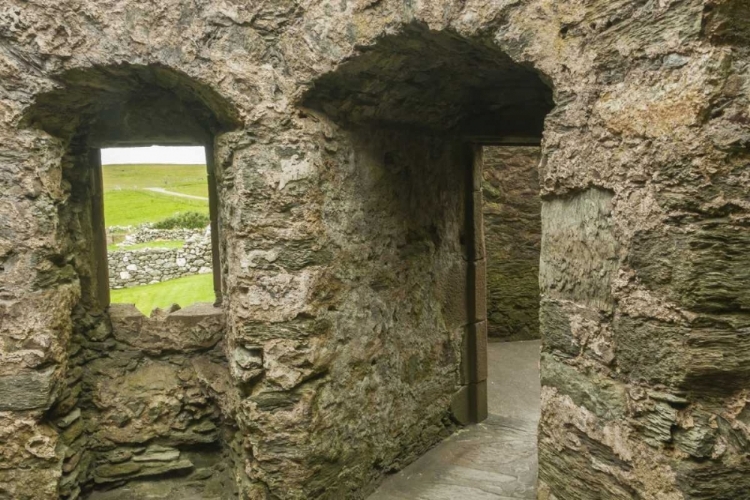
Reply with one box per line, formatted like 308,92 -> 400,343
110,273 -> 214,314
103,190 -> 208,227
102,163 -> 209,227
102,163 -> 208,197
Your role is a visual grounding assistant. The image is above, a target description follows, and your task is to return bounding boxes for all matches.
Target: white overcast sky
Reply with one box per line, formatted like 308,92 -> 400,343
101,146 -> 206,165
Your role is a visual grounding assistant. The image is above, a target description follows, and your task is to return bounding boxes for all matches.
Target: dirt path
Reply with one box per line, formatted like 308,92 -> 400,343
144,187 -> 208,201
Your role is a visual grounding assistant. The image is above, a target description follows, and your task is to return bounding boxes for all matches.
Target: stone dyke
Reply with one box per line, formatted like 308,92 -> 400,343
482,146 -> 542,341
119,227 -> 209,246
108,237 -> 212,289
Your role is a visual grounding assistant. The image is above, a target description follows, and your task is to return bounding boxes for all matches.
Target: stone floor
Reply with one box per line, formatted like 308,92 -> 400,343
368,340 -> 541,500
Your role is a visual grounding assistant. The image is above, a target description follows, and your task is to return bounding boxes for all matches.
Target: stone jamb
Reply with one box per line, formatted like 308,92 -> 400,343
458,138 -> 543,424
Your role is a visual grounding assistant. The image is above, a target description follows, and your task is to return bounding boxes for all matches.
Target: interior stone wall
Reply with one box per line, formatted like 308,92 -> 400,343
482,146 -> 542,341
57,303 -> 238,500
1,1 -> 748,500
220,125 -> 470,498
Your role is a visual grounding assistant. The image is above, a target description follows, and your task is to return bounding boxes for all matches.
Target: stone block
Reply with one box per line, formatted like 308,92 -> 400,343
539,188 -> 617,311
472,380 -> 488,422
0,367 -> 56,411
167,302 -> 224,325
450,385 -> 471,425
538,426 -> 637,500
615,313 -> 750,392
702,0 -> 750,45
675,460 -> 750,499
472,258 -> 487,322
471,143 -> 483,192
630,223 -> 750,313
110,302 -> 224,353
539,300 -> 579,358
540,353 -> 627,420
438,259 -> 469,330
472,190 -> 485,261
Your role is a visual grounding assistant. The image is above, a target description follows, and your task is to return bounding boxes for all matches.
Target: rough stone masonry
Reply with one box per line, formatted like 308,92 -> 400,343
108,236 -> 212,288
0,1 -> 749,499
483,146 -> 542,342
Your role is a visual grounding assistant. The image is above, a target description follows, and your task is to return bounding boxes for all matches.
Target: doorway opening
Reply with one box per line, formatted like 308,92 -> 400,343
302,22 -> 553,498
102,145 -> 217,314
480,141 -> 543,436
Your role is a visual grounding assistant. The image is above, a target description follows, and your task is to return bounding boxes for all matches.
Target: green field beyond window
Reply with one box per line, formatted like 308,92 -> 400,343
101,146 -> 214,314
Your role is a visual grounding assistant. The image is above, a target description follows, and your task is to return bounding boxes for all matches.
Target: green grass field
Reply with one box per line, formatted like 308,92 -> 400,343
102,164 -> 208,197
107,239 -> 185,252
103,190 -> 208,227
104,163 -> 213,310
110,273 -> 215,314
102,163 -> 209,227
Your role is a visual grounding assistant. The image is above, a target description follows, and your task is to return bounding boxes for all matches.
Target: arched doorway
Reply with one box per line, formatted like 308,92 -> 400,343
301,22 -> 553,498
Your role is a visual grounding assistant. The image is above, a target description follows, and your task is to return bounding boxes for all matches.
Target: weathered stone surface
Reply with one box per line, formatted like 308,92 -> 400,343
94,458 -> 193,484
0,414 -> 61,500
540,188 -> 618,312
131,445 -> 180,462
482,146 -> 542,341
675,461 -> 750,499
0,0 -> 748,499
540,354 -> 627,420
614,313 -> 750,392
630,223 -> 750,313
109,302 -> 224,353
0,367 -> 56,411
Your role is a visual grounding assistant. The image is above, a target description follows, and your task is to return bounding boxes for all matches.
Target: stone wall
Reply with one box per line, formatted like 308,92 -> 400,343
482,146 -> 542,341
1,1 -> 749,500
118,227 -> 208,246
108,239 -> 212,289
53,303 -> 239,500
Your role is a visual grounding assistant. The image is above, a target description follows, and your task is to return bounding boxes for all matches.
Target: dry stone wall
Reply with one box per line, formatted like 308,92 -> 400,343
108,240 -> 212,288
0,1 -> 748,499
119,227 -> 208,245
482,146 -> 542,341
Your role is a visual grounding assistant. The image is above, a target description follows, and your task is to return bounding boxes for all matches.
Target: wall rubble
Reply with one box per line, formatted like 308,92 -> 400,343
52,303 -> 239,500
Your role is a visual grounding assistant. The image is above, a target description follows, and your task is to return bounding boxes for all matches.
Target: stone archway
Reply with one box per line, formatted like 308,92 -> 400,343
2,2 -> 743,499
300,20 -> 554,491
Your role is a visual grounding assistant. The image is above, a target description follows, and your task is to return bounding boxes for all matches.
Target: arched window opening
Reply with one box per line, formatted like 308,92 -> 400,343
21,65 -> 242,499
23,64 -> 239,313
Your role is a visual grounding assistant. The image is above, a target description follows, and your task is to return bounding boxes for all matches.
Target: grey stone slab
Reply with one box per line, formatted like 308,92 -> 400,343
0,367 -> 56,411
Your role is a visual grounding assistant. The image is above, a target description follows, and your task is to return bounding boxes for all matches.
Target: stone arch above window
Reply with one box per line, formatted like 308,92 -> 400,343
22,63 -> 241,310
24,63 -> 240,145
